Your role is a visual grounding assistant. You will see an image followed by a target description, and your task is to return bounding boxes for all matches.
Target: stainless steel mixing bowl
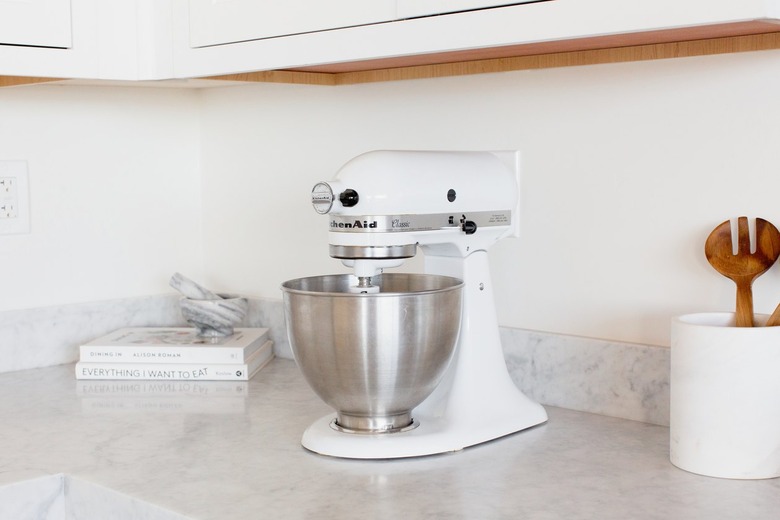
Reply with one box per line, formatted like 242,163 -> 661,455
281,273 -> 463,433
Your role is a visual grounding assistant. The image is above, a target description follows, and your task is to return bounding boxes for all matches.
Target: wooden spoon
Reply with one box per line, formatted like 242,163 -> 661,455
767,303 -> 780,327
704,217 -> 780,327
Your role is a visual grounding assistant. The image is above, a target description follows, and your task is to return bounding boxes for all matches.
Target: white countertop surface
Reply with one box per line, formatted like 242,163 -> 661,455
1,359 -> 778,519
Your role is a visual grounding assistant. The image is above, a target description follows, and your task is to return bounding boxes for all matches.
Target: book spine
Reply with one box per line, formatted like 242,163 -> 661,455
75,340 -> 274,382
75,362 -> 254,381
79,344 -> 260,364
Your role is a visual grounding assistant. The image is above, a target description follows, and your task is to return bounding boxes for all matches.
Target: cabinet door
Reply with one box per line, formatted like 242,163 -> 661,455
397,0 -> 544,19
0,0 -> 72,48
188,0 -> 397,48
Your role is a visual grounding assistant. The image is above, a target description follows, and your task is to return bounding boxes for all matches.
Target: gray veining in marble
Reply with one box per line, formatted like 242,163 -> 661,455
170,272 -> 251,337
502,328 -> 670,426
0,474 -> 64,520
1,294 -> 668,425
179,296 -> 249,337
0,295 -> 185,374
168,272 -> 221,301
0,294 -> 290,375
0,474 -> 190,520
244,296 -> 290,357
0,361 -> 777,520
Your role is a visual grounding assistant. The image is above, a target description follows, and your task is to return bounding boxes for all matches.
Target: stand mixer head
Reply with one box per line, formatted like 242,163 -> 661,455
282,150 -> 547,459
311,149 -> 521,279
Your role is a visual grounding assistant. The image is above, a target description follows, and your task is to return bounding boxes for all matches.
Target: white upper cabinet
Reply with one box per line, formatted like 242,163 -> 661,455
188,0 -> 546,48
0,0 -> 93,79
0,0 -> 174,81
186,0 -> 543,49
0,0 -> 72,48
189,0 -> 397,48
4,0 -> 780,84
172,0 -> 780,79
396,0 -> 543,19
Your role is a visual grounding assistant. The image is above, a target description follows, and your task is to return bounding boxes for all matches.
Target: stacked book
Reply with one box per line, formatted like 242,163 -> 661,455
75,327 -> 273,381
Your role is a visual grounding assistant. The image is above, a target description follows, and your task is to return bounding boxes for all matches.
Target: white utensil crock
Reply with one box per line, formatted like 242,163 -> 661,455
670,312 -> 780,479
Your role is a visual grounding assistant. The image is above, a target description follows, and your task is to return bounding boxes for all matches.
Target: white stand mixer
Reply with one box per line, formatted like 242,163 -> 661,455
303,150 -> 547,458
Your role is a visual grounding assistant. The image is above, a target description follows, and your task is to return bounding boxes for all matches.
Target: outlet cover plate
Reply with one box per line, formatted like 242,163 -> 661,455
0,161 -> 30,235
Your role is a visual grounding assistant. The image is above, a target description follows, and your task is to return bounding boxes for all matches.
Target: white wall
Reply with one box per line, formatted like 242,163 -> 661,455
199,49 -> 780,347
3,48 -> 780,348
0,86 -> 203,312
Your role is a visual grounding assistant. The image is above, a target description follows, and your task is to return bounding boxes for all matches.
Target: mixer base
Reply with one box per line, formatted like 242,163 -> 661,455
301,400 -> 547,459
329,418 -> 419,435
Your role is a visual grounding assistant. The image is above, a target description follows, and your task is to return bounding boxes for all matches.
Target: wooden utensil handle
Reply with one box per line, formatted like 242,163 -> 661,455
735,281 -> 754,327
766,302 -> 780,327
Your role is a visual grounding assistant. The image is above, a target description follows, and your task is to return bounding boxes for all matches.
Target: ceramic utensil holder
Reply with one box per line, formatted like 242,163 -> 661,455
670,312 -> 780,479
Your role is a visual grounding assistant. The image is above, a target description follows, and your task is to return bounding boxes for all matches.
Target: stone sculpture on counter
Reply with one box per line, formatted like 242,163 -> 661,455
170,272 -> 248,337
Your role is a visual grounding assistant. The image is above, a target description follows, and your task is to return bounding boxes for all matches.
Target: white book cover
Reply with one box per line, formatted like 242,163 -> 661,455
79,327 -> 269,364
75,339 -> 274,381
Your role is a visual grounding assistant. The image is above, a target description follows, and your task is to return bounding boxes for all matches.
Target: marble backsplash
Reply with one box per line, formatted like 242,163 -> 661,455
0,294 -> 670,426
501,328 -> 669,426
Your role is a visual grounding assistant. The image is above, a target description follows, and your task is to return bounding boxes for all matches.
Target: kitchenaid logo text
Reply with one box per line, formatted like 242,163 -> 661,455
330,219 -> 377,229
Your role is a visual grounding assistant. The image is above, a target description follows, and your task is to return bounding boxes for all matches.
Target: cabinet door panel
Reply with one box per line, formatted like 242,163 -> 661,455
0,0 -> 72,48
189,0 -> 396,48
397,0 -> 545,19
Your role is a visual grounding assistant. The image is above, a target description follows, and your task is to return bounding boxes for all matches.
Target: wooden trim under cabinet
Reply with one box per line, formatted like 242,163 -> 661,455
212,25 -> 780,86
4,24 -> 780,88
0,76 -> 62,88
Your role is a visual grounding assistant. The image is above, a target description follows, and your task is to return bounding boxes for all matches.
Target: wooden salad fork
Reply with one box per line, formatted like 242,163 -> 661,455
705,217 -> 780,327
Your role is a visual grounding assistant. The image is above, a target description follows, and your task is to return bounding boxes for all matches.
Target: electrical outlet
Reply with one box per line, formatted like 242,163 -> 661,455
0,161 -> 30,234
0,200 -> 18,219
0,176 -> 17,197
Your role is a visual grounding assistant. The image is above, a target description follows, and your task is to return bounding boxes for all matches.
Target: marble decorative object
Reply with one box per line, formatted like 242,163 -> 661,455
169,273 -> 248,337
168,272 -> 220,301
179,295 -> 248,337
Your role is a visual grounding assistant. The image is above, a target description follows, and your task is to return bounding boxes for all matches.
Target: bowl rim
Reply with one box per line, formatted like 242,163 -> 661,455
280,273 -> 464,297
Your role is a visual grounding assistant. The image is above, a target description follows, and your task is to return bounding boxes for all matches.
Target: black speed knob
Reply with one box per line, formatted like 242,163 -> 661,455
462,220 -> 477,235
339,189 -> 359,207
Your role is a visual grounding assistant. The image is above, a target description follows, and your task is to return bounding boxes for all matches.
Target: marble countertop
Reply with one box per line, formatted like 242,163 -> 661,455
1,359 -> 778,520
